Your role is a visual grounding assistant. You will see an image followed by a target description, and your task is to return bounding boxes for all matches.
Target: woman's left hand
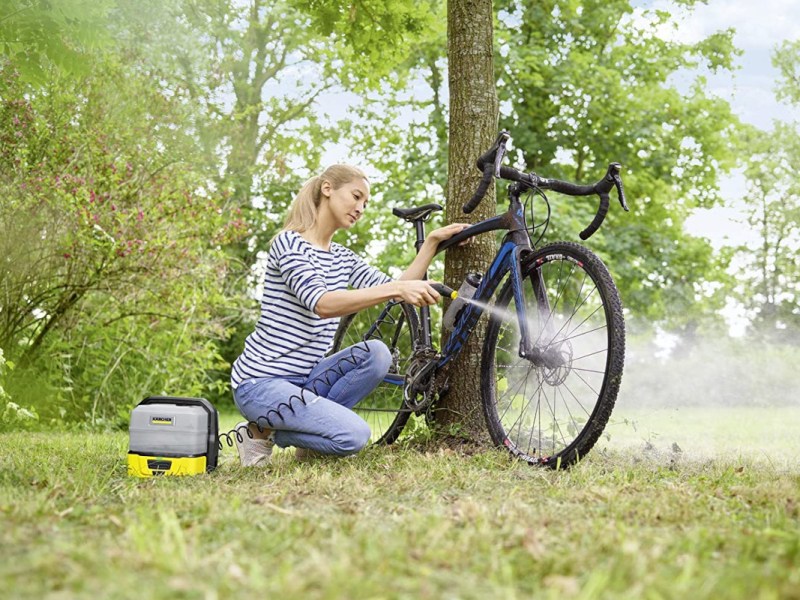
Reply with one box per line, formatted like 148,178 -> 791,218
428,223 -> 472,246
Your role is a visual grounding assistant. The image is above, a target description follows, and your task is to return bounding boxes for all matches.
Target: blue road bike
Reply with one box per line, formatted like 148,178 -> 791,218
332,131 -> 629,468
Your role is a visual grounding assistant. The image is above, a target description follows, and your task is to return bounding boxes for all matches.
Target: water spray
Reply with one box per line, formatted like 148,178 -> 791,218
430,280 -> 520,329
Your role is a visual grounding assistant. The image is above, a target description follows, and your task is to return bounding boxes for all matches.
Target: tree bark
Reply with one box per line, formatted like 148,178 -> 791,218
434,0 -> 498,440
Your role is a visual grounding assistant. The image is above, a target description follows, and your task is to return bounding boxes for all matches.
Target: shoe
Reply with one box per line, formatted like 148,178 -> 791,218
234,421 -> 274,467
295,447 -> 324,462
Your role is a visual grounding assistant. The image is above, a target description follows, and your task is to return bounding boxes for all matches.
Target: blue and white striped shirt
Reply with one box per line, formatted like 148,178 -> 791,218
231,230 -> 391,387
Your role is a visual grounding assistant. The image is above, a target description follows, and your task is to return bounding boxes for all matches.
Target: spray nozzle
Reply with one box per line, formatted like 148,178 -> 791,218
429,282 -> 458,300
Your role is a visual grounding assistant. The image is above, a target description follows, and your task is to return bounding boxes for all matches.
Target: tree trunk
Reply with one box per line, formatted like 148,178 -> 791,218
434,0 -> 498,440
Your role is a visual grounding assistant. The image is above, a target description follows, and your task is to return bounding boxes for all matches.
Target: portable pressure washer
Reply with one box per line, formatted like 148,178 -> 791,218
127,396 -> 219,477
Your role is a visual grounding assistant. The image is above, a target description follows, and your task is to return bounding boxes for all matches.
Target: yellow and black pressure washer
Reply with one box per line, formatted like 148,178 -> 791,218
127,396 -> 219,477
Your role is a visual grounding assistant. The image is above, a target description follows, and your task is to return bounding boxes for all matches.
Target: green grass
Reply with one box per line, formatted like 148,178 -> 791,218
1,410 -> 799,599
603,406 -> 800,468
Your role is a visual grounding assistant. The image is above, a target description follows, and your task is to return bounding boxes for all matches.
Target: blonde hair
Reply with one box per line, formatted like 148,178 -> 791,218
280,164 -> 369,234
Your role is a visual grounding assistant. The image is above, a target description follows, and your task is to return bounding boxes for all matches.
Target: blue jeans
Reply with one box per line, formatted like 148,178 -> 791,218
232,340 -> 392,456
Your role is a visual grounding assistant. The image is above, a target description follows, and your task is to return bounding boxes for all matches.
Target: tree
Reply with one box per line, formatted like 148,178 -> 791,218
733,41 -> 800,340
0,60 -> 242,423
432,0 -> 498,439
495,0 -> 742,336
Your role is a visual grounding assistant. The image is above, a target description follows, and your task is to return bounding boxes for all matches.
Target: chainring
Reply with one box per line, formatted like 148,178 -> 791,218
403,348 -> 439,412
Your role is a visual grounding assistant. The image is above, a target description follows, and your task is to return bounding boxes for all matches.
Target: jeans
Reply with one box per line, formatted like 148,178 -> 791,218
232,340 -> 392,456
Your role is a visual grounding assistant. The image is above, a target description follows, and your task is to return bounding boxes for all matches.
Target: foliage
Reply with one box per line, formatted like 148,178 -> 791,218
494,0 -> 741,332
0,0 -> 114,83
0,60 -> 244,425
774,39 -> 800,107
0,348 -> 39,431
733,123 -> 800,338
292,0 -> 440,87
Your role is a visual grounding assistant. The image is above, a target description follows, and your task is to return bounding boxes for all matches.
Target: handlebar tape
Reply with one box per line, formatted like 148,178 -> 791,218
475,146 -> 498,172
579,194 -> 610,240
463,163 -> 495,214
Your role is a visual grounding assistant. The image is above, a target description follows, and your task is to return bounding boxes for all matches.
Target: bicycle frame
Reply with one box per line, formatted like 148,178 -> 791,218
419,184 -> 551,369
435,190 -> 542,367
364,183 -> 554,388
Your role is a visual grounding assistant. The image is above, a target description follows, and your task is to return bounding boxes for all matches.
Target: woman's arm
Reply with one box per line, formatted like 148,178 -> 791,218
315,223 -> 470,318
315,280 -> 441,318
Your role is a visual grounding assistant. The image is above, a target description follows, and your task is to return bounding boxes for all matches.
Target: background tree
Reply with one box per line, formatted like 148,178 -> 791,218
495,0 -> 741,340
0,58 -> 241,426
733,41 -> 800,340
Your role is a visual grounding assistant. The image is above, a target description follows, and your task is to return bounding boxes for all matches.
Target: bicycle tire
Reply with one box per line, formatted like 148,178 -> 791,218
481,241 -> 625,468
330,301 -> 420,445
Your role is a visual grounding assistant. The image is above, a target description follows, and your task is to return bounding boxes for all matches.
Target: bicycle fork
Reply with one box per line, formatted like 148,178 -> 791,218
514,250 -> 564,369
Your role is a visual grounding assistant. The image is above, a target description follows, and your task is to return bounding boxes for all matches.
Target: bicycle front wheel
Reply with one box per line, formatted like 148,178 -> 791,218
482,241 -> 625,468
331,301 -> 420,445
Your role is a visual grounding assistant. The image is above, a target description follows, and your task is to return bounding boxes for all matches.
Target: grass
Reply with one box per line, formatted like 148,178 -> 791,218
603,406 -> 800,468
1,410 -> 799,599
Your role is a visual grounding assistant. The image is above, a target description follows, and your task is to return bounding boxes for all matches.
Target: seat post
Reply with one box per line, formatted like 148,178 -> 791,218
414,220 -> 426,253
413,217 -> 433,348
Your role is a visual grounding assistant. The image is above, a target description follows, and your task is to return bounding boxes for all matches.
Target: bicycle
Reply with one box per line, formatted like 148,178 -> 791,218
331,131 -> 629,468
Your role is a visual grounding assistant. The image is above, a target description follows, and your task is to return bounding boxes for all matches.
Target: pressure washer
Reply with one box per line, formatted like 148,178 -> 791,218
127,396 -> 219,477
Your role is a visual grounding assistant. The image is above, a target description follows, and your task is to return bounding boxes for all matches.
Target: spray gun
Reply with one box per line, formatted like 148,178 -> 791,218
429,282 -> 458,300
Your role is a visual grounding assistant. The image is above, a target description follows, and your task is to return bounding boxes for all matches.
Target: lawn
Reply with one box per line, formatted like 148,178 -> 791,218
1,408 -> 798,599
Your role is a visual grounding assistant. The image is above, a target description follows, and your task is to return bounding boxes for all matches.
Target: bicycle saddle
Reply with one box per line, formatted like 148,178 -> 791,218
392,203 -> 443,222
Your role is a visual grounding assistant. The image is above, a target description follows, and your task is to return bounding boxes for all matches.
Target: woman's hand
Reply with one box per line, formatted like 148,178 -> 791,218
398,223 -> 472,282
392,280 -> 441,307
427,223 -> 472,246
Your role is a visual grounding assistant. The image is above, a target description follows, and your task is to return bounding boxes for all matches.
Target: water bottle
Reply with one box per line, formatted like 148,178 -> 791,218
443,272 -> 482,331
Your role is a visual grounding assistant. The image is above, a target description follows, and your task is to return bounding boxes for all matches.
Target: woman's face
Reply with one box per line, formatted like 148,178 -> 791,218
321,178 -> 370,230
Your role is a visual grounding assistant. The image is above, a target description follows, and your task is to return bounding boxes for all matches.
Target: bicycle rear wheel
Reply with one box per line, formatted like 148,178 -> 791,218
482,241 -> 625,468
331,301 -> 420,445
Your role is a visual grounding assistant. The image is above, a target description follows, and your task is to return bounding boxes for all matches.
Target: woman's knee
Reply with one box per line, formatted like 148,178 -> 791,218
362,340 -> 392,376
333,420 -> 372,455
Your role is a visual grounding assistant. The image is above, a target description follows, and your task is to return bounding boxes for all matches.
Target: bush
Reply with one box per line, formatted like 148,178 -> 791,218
0,61 -> 247,428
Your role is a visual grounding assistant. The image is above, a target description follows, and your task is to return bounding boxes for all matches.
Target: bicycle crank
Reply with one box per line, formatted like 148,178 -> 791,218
403,349 -> 439,412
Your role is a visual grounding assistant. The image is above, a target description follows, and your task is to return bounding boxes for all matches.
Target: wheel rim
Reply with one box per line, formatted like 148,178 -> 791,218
490,251 -> 614,462
334,302 -> 416,444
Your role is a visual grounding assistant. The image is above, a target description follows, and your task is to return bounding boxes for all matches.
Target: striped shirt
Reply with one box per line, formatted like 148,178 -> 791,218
231,230 -> 391,387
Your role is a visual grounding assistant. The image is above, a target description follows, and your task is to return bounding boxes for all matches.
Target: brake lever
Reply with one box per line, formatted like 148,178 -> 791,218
610,164 -> 629,211
493,131 -> 511,178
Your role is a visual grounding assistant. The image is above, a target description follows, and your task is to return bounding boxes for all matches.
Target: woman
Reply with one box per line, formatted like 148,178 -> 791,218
231,164 -> 468,466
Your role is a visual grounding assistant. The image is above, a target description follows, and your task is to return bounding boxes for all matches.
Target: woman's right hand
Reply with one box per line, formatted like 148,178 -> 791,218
393,280 -> 442,307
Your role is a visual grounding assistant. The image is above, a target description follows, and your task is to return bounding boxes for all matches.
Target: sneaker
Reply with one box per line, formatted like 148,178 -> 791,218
234,421 -> 274,467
